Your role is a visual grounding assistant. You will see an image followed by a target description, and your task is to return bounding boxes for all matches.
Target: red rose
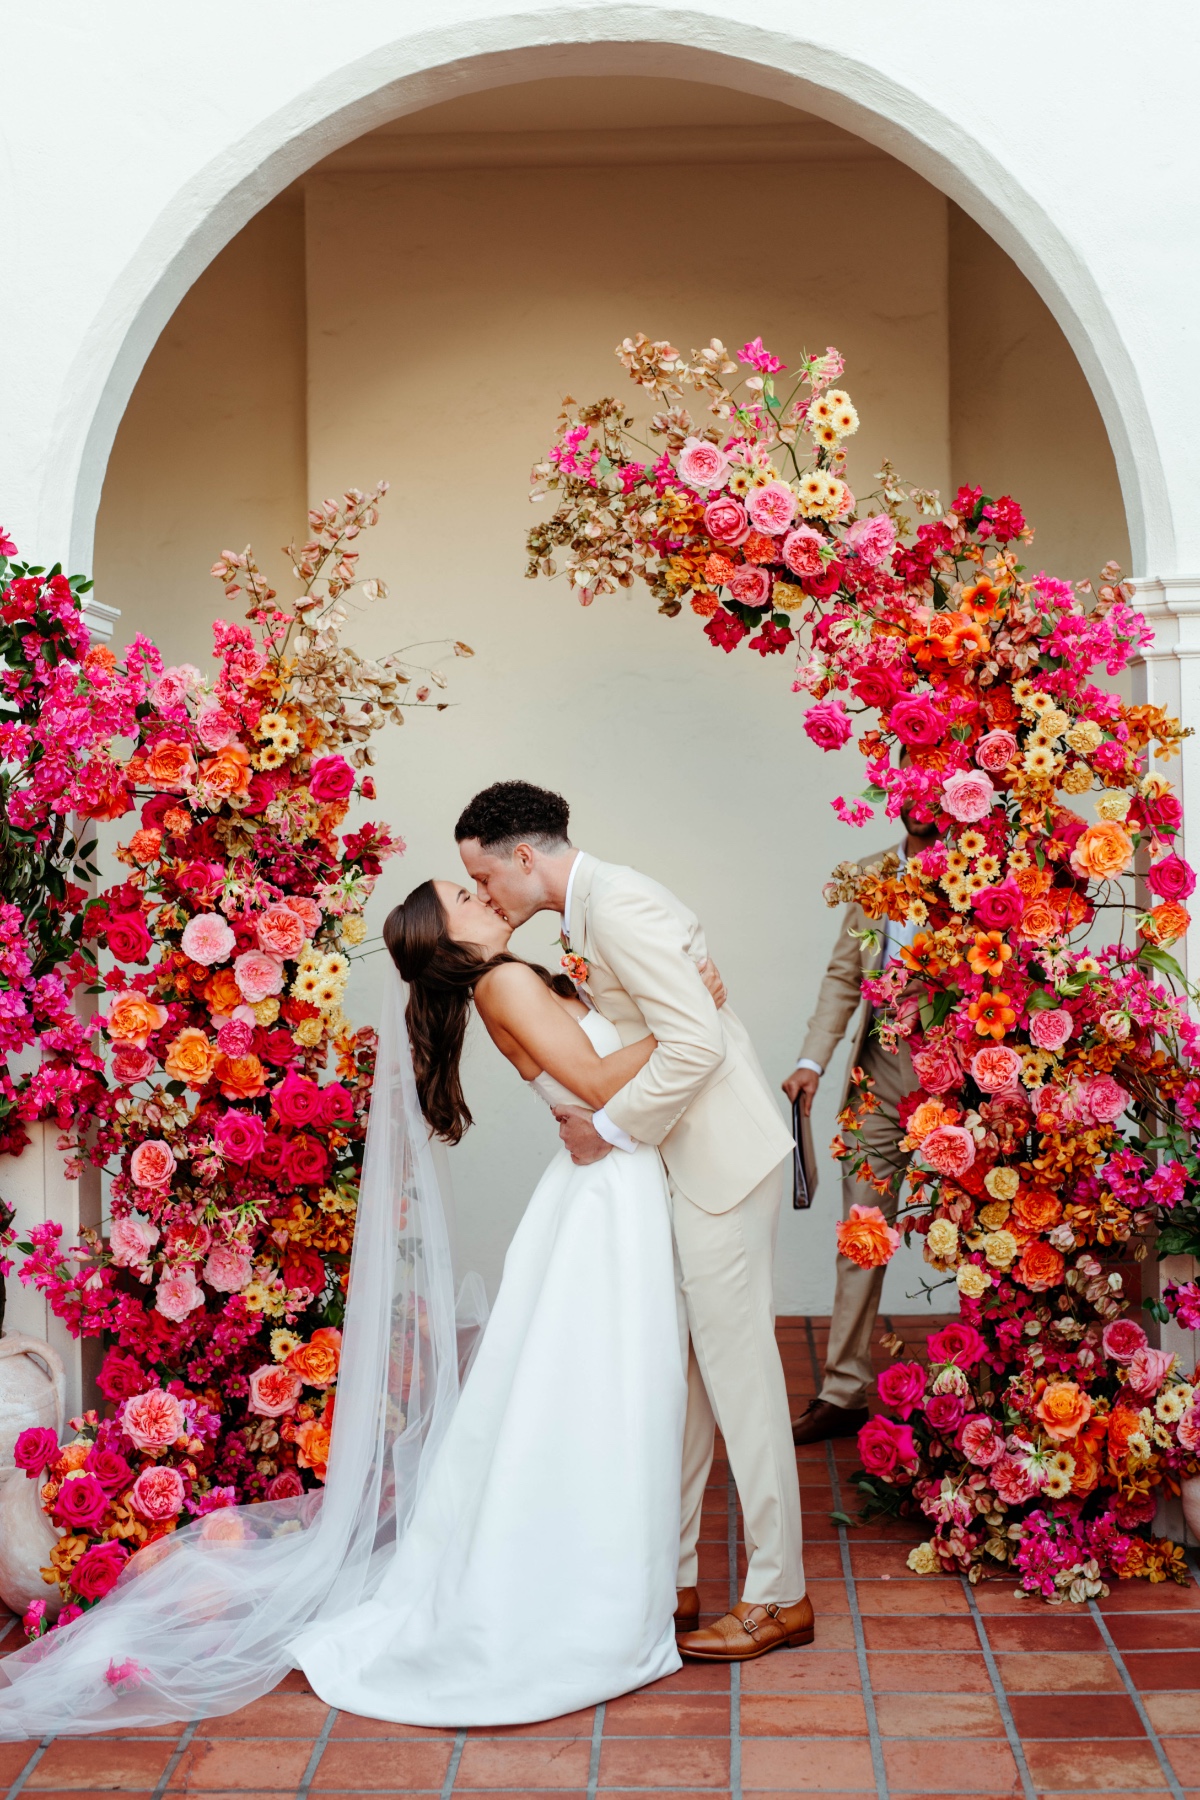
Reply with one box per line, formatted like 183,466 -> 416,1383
280,1134 -> 330,1188
317,1082 -> 354,1128
972,879 -> 1024,932
255,1025 -> 299,1068
265,1469 -> 305,1500
96,1349 -> 154,1403
272,1071 -> 324,1130
71,1540 -> 129,1601
280,1246 -> 326,1294
857,1416 -> 917,1479
53,1473 -> 109,1533
104,912 -> 153,963
84,1446 -> 133,1495
851,669 -> 905,711
307,756 -> 355,802
926,1321 -> 986,1369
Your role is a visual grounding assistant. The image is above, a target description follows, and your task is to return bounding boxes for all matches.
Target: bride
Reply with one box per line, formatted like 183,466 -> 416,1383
0,878 -> 722,1737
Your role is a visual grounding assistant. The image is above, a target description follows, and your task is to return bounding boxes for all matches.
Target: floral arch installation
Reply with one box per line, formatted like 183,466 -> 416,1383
526,331 -> 1200,1600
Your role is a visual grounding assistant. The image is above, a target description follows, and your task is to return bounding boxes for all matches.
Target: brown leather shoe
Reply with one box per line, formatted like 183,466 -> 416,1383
674,1587 -> 700,1634
677,1597 -> 814,1662
791,1399 -> 868,1446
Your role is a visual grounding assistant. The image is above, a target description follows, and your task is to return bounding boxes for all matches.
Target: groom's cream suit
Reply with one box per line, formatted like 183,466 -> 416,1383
565,853 -> 804,1605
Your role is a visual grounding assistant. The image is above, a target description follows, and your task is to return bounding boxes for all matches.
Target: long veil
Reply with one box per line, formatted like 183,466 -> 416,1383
0,972 -> 485,1739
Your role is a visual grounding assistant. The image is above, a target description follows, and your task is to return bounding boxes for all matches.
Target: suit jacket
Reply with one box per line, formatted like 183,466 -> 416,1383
798,900 -> 886,1112
567,854 -> 793,1216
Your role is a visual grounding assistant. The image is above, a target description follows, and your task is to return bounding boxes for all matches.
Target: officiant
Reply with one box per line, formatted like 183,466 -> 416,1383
783,798 -> 940,1447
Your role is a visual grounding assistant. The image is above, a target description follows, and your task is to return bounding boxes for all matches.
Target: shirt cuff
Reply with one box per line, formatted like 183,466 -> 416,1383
592,1107 -> 637,1153
795,1058 -> 824,1077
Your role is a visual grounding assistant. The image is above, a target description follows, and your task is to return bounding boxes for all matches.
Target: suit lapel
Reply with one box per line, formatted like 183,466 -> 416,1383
568,851 -> 597,955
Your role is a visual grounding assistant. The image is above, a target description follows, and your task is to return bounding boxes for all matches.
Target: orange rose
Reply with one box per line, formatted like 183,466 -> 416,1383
107,990 -> 170,1048
1107,1403 -> 1141,1469
1020,899 -> 1059,943
213,1052 -> 267,1101
1070,820 -> 1133,882
1014,864 -> 1052,899
54,1443 -> 90,1477
905,1098 -> 958,1144
1050,887 -> 1091,932
835,1203 -> 900,1270
127,827 -> 163,864
163,1027 -> 218,1089
145,739 -> 196,790
205,969 -> 244,1018
199,744 -> 251,799
1034,1380 -> 1093,1442
287,1326 -> 342,1389
295,1418 -> 332,1482
1015,1239 -> 1065,1292
1070,1440 -> 1103,1498
1143,902 -> 1190,947
1012,1188 -> 1062,1233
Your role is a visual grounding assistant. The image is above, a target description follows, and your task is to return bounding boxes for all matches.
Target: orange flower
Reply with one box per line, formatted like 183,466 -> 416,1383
835,1204 -> 900,1270
1014,864 -> 1052,899
213,1052 -> 267,1100
1020,899 -> 1059,943
1015,1239 -> 1065,1292
960,575 -> 1006,621
295,1417 -> 332,1482
946,618 -> 988,664
1050,887 -> 1091,932
1143,902 -> 1190,947
127,827 -> 163,864
1107,1404 -> 1142,1468
967,990 -> 1016,1040
199,744 -> 251,800
107,990 -> 170,1048
145,739 -> 196,790
205,968 -> 244,1018
163,1027 -> 218,1089
1034,1380 -> 1093,1442
905,1097 -> 957,1144
1012,1188 -> 1063,1233
288,1326 -> 342,1388
967,931 -> 1012,978
1070,1439 -> 1104,1498
1070,820 -> 1133,882
900,932 -> 944,977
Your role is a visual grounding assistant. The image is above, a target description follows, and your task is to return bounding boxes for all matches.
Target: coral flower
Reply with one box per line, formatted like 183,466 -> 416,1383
295,1417 -> 333,1481
899,931 -> 943,976
967,931 -> 1012,978
835,1204 -> 901,1269
1034,1381 -> 1093,1442
1070,820 -> 1134,882
107,991 -> 170,1048
967,990 -> 1016,1040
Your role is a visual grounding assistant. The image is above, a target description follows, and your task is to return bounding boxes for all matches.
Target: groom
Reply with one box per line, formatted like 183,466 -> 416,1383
456,780 -> 811,1661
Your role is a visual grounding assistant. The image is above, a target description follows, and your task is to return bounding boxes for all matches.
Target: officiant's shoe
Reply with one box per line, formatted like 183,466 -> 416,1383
676,1597 -> 814,1662
674,1588 -> 700,1634
791,1399 -> 868,1446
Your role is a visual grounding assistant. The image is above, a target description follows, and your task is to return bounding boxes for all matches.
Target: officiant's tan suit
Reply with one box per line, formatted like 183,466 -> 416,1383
565,853 -> 804,1606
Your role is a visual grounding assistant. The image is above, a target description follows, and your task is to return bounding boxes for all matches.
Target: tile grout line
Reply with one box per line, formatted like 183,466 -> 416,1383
727,1463 -> 741,1800
585,1701 -> 605,1800
2,1733 -> 52,1800
294,1705 -> 339,1800
438,1724 -> 467,1799
149,1719 -> 197,1800
959,1576 -> 1037,1800
1088,1599 -> 1186,1800
806,1316 -> 888,1800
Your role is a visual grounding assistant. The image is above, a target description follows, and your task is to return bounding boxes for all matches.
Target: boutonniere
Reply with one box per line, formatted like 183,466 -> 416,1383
558,933 -> 591,989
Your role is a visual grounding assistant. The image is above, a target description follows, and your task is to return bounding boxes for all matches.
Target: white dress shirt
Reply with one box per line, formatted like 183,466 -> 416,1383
559,850 -> 636,1152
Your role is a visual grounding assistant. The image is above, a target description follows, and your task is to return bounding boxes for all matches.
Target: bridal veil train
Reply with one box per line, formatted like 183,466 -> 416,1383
0,976 -> 684,1736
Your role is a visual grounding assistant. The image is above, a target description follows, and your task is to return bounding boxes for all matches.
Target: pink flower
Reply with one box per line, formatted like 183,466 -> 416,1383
1146,852 -> 1196,902
216,1015 -> 255,1056
960,1415 -> 1004,1468
272,1069 -> 324,1129
154,1268 -> 204,1323
975,730 -> 1018,774
991,1454 -> 1040,1506
924,1392 -> 967,1436
857,1416 -> 918,1479
110,1043 -> 155,1084
921,1125 -> 976,1177
971,1046 -> 1023,1093
266,1470 -> 305,1501
247,1364 -> 304,1418
746,481 -> 798,536
129,1140 -> 177,1189
53,1473 -> 109,1533
109,1214 -> 160,1272
1030,1008 -> 1073,1052
195,705 -> 240,750
703,497 -> 750,545
677,437 -> 729,491
130,1464 -> 186,1522
1101,1318 -> 1148,1363
843,514 -> 896,567
234,949 -> 284,1004
283,896 -> 322,936
13,1427 -> 59,1477
71,1542 -> 129,1601
215,1109 -> 266,1164
104,913 -> 152,963
781,526 -> 825,579
308,756 -> 356,803
121,1388 -> 186,1453
203,1244 -> 253,1293
940,768 -> 997,823
181,913 -> 237,967
911,1045 -> 962,1094
728,564 -> 772,608
926,1321 -> 986,1369
972,879 -> 1024,932
888,696 -> 944,748
1180,1402 -> 1200,1454
875,1360 -> 926,1419
1085,1075 -> 1129,1124
738,336 -> 785,374
804,699 -> 854,752
1126,1346 -> 1175,1401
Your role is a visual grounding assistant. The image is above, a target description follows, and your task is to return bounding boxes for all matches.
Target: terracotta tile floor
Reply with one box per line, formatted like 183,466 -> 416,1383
4,1313 -> 1200,1798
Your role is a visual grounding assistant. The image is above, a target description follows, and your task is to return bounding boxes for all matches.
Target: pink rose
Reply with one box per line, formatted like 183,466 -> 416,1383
1085,1075 -> 1129,1124
151,667 -> 192,711
196,705 -> 240,750
703,497 -> 750,545
991,1454 -> 1039,1506
272,1070 -> 324,1130
1146,852 -> 1196,902
843,514 -> 896,567
252,904 -> 306,959
109,1214 -> 160,1271
203,1244 -> 254,1293
1127,1345 -> 1175,1401
215,1109 -> 266,1164
677,436 -> 729,491
1101,1318 -> 1148,1363
130,1464 -> 186,1522
216,1016 -> 256,1056
104,913 -> 153,963
927,1321 -> 985,1369
283,896 -> 322,936
727,564 -> 772,608
13,1427 -> 59,1477
308,756 -> 356,803
875,1361 -> 926,1419
85,1447 -> 133,1495
234,949 -> 284,1004
266,1470 -> 305,1501
921,1125 -> 976,1177
1030,1008 -> 1073,1052
911,1045 -> 962,1095
960,1415 -> 1004,1468
110,1043 -> 155,1084
972,879 -> 1024,932
975,730 -> 1018,774
888,696 -> 945,749
941,768 -> 997,823
924,1392 -> 966,1436
247,1364 -> 304,1418
71,1541 -> 129,1601
804,699 -> 854,752
857,1416 -> 918,1479
181,913 -> 237,967
781,526 -> 825,579
121,1388 -> 185,1453
971,1046 -> 1023,1093
1181,1402 -> 1200,1454
154,1269 -> 204,1323
852,668 -> 905,712
746,480 -> 798,536
129,1140 -> 176,1189
53,1472 -> 109,1533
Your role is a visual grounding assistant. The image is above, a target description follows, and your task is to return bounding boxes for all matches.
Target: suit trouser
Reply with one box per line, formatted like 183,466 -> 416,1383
672,1157 -> 805,1606
820,1039 -> 915,1412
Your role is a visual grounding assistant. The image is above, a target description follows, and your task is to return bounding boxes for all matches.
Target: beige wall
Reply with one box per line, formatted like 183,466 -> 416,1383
93,79 -> 1132,1315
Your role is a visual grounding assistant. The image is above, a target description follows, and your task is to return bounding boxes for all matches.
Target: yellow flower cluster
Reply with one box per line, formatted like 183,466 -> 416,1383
291,944 -> 350,1014
254,710 -> 301,770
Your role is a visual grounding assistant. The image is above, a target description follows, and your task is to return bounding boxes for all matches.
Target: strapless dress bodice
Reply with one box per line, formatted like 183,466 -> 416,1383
528,1008 -> 622,1111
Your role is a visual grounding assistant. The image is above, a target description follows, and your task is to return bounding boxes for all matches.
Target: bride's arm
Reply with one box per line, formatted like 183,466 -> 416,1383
475,964 -> 654,1107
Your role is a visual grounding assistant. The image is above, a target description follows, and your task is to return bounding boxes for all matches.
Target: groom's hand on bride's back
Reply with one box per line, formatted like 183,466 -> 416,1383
553,1105 -> 613,1165
697,957 -> 727,1009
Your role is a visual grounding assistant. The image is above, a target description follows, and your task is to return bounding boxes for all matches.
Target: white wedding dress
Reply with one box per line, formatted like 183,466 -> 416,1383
289,1008 -> 687,1724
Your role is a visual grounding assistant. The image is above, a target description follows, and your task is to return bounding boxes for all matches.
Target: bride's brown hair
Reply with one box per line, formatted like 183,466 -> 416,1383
384,881 -> 575,1144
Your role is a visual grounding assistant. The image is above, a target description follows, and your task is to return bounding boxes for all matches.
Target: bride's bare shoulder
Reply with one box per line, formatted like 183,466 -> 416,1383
474,960 -> 547,1016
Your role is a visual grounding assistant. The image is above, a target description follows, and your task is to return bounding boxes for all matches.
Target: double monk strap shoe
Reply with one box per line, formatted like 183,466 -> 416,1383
676,1596 -> 814,1662
674,1587 -> 700,1634
791,1399 -> 868,1447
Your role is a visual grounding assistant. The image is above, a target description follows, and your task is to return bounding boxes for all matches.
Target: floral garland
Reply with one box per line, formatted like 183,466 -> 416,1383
530,334 -> 1200,1599
4,489 -> 469,1633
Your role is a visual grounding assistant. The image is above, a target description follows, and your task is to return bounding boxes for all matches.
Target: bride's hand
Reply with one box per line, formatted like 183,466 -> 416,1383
698,957 -> 727,1009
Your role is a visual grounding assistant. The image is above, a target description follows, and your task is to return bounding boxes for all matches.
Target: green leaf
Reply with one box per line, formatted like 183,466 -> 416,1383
1143,1296 -> 1171,1325
1140,944 -> 1189,989
863,784 -> 888,802
829,1510 -> 855,1528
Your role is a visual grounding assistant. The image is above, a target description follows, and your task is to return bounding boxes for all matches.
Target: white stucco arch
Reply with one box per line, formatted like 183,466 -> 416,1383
15,6 -> 1171,579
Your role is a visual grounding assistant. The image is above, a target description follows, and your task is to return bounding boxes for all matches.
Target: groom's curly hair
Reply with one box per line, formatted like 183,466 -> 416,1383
454,780 -> 571,853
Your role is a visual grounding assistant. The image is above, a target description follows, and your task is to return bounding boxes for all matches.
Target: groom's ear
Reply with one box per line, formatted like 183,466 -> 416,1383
511,843 -> 537,874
